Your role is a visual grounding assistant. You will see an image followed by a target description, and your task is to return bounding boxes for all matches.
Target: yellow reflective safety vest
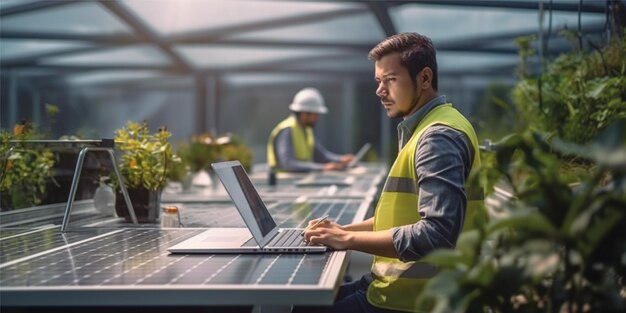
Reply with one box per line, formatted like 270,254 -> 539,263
267,115 -> 315,169
367,103 -> 487,312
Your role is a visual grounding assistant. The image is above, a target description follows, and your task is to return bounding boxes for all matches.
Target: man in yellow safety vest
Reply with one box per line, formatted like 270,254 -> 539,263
267,87 -> 354,172
300,33 -> 487,313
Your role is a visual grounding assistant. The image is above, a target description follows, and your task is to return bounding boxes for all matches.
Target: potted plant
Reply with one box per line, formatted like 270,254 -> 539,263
111,121 -> 180,223
176,132 -> 253,188
166,154 -> 192,191
217,133 -> 253,172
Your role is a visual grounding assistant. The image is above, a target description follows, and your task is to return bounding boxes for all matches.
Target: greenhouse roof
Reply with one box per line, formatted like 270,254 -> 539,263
0,0 -> 613,85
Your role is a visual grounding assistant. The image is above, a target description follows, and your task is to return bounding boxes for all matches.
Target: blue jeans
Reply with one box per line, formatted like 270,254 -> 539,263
292,274 -> 404,313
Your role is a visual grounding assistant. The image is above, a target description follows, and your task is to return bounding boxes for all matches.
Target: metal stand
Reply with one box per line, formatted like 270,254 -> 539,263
61,147 -> 137,232
3,139 -> 137,231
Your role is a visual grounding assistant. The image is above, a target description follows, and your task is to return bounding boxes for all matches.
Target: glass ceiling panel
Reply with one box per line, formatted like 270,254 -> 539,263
121,0 -> 363,36
281,52 -> 518,75
514,0 -> 602,4
391,4 -> 605,43
486,35 -> 577,50
437,52 -> 518,71
284,56 -> 373,72
0,1 -> 131,35
288,52 -> 518,74
228,12 -> 384,44
65,70 -> 166,86
11,68 -> 61,78
0,39 -> 92,61
175,45 -> 354,69
224,73 -> 333,86
0,0 -> 37,10
42,45 -> 170,66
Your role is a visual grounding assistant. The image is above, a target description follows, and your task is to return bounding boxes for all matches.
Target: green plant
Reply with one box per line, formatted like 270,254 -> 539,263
166,155 -> 190,183
417,120 -> 626,313
472,83 -> 519,142
112,121 -> 180,191
217,134 -> 253,172
176,135 -> 219,173
177,132 -> 253,173
0,124 -> 56,210
512,33 -> 626,145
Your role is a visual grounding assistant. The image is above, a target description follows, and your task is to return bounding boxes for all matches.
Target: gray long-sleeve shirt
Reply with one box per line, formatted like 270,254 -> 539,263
390,95 -> 475,262
274,126 -> 343,172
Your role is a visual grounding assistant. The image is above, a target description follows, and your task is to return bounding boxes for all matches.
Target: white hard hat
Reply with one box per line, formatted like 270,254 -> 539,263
288,88 -> 328,114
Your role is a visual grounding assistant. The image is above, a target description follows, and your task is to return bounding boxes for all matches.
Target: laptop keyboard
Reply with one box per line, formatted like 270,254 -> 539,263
269,229 -> 307,247
242,229 -> 307,247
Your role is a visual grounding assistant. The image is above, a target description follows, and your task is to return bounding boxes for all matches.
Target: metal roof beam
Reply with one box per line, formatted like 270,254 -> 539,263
1,22 -> 605,52
180,38 -> 372,51
367,1 -> 397,36
8,64 -> 176,72
387,0 -> 606,13
0,0 -> 79,17
0,46 -> 115,67
98,0 -> 193,73
0,21 -> 606,70
0,30 -> 138,43
437,22 -> 605,50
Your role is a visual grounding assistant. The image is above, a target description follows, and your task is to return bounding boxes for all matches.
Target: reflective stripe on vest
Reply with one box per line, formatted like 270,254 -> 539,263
384,176 -> 484,201
266,115 -> 315,169
367,103 -> 487,312
372,260 -> 438,279
383,176 -> 417,194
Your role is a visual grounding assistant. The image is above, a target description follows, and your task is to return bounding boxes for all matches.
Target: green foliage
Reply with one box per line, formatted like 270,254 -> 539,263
0,126 -> 56,210
176,133 -> 254,173
219,134 -> 254,172
512,35 -> 626,144
112,121 -> 180,191
176,136 -> 220,173
166,155 -> 190,183
473,83 -> 519,142
418,120 -> 626,313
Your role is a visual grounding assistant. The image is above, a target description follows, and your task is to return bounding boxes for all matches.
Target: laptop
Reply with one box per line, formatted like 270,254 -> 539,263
347,143 -> 371,168
168,161 -> 327,254
294,143 -> 371,187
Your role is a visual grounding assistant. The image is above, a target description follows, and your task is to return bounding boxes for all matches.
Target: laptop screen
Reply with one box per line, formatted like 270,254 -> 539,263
347,143 -> 371,167
232,165 -> 277,236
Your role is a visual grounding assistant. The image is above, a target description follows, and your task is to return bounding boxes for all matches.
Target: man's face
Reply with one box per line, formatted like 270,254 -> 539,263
302,112 -> 320,127
374,52 -> 420,119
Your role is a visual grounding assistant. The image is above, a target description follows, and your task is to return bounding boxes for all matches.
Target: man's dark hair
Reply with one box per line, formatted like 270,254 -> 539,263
368,32 -> 438,91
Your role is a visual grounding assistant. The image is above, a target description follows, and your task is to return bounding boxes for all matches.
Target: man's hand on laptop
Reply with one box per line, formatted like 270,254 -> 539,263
339,154 -> 355,165
303,219 -> 351,250
323,162 -> 345,171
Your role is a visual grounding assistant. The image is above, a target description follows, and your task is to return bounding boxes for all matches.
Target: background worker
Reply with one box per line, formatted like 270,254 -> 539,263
267,87 -> 354,172
299,32 -> 486,313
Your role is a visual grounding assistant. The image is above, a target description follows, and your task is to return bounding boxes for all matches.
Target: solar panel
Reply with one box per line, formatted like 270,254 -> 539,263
0,226 -> 115,264
142,199 -> 363,229
0,198 -> 365,285
0,228 -> 342,306
0,164 -> 385,306
162,169 -> 384,202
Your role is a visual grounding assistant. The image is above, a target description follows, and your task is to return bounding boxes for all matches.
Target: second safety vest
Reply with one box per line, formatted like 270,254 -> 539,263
266,116 -> 315,169
367,103 -> 487,312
